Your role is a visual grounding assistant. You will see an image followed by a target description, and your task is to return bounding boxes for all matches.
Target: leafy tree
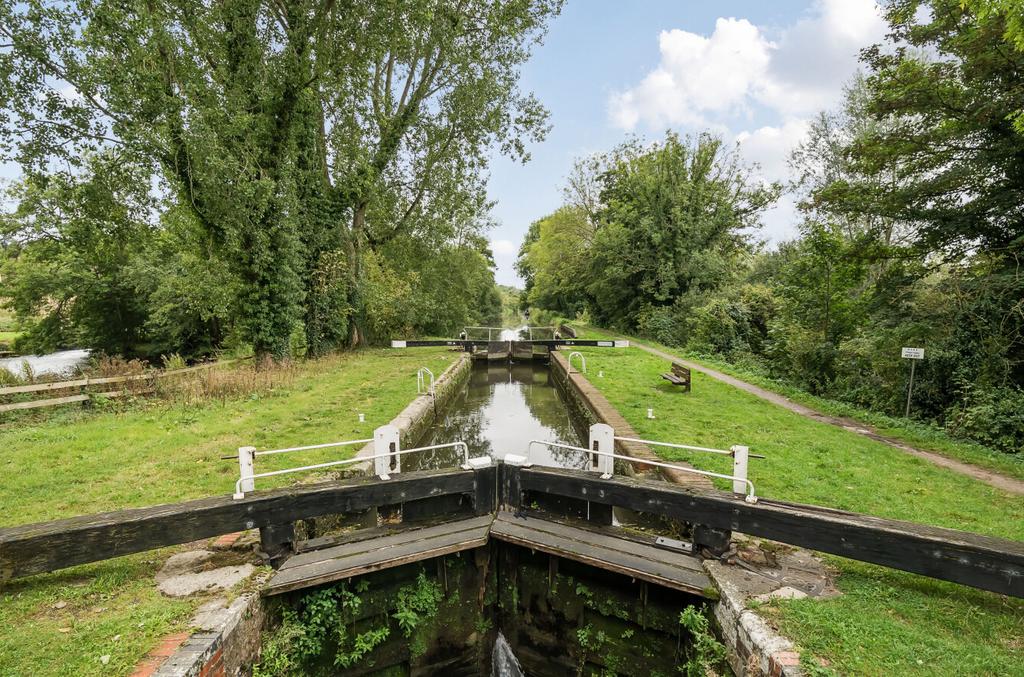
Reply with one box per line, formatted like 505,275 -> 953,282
0,155 -> 155,355
518,206 -> 593,317
587,132 -> 778,330
814,0 -> 1024,257
963,0 -> 1024,131
0,0 -> 561,357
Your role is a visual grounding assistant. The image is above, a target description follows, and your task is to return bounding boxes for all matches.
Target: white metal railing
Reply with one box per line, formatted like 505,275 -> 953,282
233,424 -> 470,499
614,436 -> 732,456
417,367 -> 435,396
613,436 -> 763,496
464,326 -> 503,341
235,438 -> 374,495
526,425 -> 759,503
567,351 -> 586,374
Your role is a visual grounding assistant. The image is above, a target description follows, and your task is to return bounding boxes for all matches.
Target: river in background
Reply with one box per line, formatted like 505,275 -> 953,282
0,349 -> 91,378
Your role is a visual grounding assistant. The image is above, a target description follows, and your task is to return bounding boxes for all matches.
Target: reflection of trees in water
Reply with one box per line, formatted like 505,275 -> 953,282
406,361 -> 587,472
407,397 -> 494,471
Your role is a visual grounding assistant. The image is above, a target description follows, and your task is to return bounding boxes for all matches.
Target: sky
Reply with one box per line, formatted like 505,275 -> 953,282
486,0 -> 890,286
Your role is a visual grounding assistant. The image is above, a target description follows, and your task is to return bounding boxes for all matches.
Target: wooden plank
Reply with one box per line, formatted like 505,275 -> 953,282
0,469 -> 476,581
515,466 -> 1024,598
264,516 -> 493,595
490,512 -> 710,595
660,373 -> 685,385
495,512 -> 705,574
0,389 -> 152,413
280,515 -> 494,570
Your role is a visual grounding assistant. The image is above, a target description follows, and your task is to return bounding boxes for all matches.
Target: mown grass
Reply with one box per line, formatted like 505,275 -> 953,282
578,325 -> 1024,482
0,347 -> 455,676
0,550 -> 203,677
571,345 -> 1024,675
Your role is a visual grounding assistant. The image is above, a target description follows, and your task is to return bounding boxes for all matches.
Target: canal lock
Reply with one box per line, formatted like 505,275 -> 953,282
250,360 -> 729,676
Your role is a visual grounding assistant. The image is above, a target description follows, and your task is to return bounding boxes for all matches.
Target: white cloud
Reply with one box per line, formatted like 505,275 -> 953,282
759,196 -> 803,245
734,119 -> 811,183
489,238 -> 519,285
609,18 -> 772,130
610,0 -> 887,127
759,0 -> 887,117
609,0 -> 887,244
490,238 -> 517,256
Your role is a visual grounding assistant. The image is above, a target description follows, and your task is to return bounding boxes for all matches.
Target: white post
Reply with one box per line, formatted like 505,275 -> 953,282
589,423 -> 615,479
238,446 -> 256,493
374,425 -> 401,480
731,445 -> 749,496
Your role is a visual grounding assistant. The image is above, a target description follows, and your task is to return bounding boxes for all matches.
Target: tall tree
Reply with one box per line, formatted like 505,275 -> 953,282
0,0 -> 561,356
813,0 -> 1024,258
587,133 -> 778,329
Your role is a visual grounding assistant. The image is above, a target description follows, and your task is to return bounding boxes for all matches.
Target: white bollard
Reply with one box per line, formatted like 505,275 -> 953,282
647,408 -> 655,419
731,445 -> 749,495
374,425 -> 401,480
238,446 -> 256,493
589,423 -> 615,479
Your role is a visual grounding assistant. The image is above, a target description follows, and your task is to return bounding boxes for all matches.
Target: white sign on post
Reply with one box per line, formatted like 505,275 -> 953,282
901,347 -> 924,417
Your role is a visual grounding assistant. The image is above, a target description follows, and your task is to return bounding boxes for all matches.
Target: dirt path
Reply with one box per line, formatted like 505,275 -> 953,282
631,341 -> 1024,496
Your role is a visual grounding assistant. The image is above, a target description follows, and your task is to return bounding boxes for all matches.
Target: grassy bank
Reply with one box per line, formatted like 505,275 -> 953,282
569,344 -> 1024,675
0,348 -> 455,676
578,325 -> 1024,483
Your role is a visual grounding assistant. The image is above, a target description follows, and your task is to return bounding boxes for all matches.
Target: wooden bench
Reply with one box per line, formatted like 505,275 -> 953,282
660,362 -> 691,392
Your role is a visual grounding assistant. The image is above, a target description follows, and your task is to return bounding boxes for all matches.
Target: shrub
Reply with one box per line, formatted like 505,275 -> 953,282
949,386 -> 1024,455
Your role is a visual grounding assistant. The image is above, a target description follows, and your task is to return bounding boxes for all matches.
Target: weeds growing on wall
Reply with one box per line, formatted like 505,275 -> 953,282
254,571 -> 443,675
678,606 -> 727,676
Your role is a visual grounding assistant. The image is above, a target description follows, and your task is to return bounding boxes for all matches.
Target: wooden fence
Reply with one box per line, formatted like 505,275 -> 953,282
0,358 -> 248,413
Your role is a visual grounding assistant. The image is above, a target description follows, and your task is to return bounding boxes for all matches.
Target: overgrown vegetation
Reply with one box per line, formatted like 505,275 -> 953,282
677,606 -> 727,677
255,571 -> 442,675
0,0 -> 561,360
518,1 -> 1024,455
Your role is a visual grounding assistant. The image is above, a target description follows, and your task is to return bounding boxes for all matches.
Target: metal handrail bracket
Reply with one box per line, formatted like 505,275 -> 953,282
567,351 -> 586,374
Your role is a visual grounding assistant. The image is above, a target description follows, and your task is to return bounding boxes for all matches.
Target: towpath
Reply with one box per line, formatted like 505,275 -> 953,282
624,339 -> 1024,495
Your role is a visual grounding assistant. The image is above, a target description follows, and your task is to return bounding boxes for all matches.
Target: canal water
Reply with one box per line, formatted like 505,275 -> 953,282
407,360 -> 589,472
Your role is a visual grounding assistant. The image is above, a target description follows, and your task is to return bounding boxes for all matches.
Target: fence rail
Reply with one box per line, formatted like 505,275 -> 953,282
0,357 -> 251,413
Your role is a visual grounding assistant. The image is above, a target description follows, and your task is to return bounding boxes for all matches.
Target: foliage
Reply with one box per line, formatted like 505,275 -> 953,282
0,0 -> 563,358
816,0 -> 1024,258
254,570 -> 441,674
517,131 -> 779,333
518,206 -> 594,317
678,607 -> 726,677
0,155 -> 155,356
392,570 -> 442,658
253,582 -> 389,675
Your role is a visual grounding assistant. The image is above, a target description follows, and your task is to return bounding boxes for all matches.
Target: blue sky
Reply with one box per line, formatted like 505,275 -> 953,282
486,0 -> 889,286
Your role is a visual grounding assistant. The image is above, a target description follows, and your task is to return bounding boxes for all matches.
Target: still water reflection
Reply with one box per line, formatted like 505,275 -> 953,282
407,361 -> 587,471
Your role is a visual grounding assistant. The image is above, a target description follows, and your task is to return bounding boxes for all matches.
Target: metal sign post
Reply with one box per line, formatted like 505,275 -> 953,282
901,347 -> 924,417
